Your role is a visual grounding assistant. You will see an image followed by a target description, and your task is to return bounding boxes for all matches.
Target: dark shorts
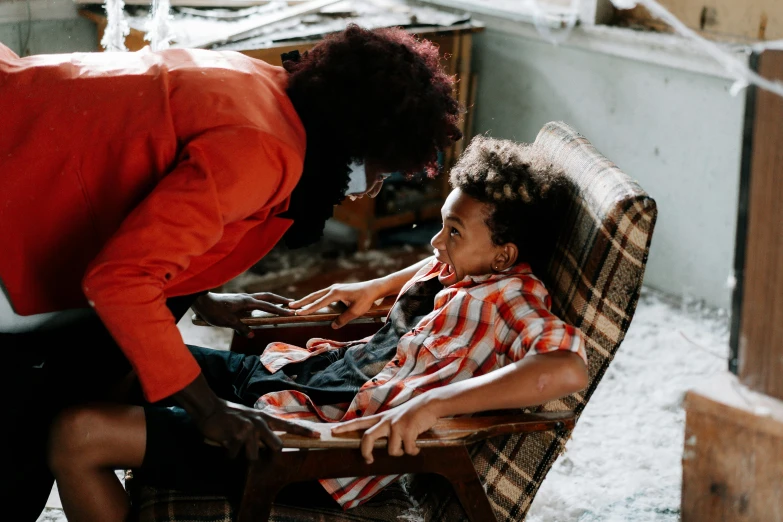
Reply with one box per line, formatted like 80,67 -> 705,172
138,404 -> 248,496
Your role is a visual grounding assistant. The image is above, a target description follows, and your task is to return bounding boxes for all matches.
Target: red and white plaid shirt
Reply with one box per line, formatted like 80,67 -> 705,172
256,258 -> 587,509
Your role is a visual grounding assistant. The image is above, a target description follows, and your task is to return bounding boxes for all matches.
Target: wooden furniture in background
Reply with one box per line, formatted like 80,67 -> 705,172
681,50 -> 783,522
79,5 -> 483,250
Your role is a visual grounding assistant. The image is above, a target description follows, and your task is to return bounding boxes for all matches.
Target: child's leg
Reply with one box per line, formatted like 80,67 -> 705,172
48,404 -> 145,522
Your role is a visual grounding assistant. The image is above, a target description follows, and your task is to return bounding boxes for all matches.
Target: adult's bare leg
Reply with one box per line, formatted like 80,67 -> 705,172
48,404 -> 146,522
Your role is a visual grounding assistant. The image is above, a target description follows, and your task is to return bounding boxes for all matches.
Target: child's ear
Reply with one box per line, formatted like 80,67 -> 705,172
495,243 -> 518,271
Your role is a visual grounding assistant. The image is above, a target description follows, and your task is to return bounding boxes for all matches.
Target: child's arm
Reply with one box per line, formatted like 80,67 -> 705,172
332,351 -> 587,463
288,256 -> 433,329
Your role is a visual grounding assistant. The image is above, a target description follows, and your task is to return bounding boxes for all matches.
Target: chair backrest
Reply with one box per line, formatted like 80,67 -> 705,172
423,121 -> 658,521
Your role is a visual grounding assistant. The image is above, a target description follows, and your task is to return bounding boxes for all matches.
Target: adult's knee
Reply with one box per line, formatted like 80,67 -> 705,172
47,406 -> 107,474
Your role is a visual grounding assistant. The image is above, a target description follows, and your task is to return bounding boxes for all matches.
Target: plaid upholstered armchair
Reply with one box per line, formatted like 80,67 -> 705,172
127,121 -> 657,522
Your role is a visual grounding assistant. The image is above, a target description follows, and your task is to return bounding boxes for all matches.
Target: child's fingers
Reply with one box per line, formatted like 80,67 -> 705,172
360,422 -> 389,464
298,292 -> 342,316
331,416 -> 379,434
331,307 -> 362,329
289,288 -> 329,309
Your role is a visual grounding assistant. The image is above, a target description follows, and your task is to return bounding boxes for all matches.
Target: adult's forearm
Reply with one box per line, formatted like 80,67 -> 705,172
425,352 -> 588,418
171,373 -> 221,421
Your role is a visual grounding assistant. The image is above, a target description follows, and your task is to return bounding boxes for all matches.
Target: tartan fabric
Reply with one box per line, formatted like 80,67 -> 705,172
130,121 -> 656,521
131,474 -> 422,522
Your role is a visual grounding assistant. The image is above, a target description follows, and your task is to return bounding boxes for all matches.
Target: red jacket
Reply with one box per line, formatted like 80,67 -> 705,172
0,43 -> 306,401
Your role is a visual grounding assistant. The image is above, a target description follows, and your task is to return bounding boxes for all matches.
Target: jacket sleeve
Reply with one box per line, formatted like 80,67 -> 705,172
83,126 -> 297,402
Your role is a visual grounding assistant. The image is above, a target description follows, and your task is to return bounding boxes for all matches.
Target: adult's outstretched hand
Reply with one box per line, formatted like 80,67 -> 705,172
192,291 -> 295,338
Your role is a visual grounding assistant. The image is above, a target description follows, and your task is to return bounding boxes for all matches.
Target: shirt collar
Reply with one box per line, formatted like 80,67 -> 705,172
429,260 -> 534,287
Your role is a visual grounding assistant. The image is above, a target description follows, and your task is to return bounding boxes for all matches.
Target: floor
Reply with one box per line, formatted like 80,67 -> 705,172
37,234 -> 730,521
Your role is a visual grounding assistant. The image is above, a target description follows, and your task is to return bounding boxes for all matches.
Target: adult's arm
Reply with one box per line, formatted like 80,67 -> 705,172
82,127 -> 318,453
83,126 -> 297,401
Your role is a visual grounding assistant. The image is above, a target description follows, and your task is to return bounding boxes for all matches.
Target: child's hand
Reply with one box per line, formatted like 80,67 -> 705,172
331,396 -> 440,464
289,280 -> 384,329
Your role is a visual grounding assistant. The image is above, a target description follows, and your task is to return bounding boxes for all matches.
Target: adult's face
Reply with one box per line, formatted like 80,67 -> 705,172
345,159 -> 391,199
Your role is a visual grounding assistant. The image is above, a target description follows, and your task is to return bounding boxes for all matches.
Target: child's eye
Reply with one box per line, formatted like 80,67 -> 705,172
450,227 -> 460,236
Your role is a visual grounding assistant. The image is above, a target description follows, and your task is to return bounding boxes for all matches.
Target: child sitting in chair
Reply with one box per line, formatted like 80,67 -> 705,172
48,136 -> 588,520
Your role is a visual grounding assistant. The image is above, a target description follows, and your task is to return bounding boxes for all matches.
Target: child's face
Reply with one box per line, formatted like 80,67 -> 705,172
430,188 -> 510,286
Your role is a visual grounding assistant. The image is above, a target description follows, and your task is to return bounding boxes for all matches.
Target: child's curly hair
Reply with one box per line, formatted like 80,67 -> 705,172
281,25 -> 463,248
449,136 -> 569,272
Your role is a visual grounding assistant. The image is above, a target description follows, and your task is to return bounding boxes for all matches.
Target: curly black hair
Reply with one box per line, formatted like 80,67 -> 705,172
280,24 -> 463,248
449,135 -> 569,273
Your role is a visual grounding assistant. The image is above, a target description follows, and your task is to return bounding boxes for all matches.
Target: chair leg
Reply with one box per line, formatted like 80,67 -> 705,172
441,446 -> 498,522
236,446 -> 497,522
236,457 -> 286,522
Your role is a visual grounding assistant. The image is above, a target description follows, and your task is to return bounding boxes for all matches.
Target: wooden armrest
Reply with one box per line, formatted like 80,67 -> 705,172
277,411 -> 575,449
191,297 -> 395,328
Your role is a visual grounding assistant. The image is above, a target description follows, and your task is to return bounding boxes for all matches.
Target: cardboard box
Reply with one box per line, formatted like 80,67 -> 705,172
659,0 -> 781,41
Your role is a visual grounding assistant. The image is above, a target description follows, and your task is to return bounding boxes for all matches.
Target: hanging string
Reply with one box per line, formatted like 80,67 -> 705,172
101,0 -> 129,52
529,0 -> 581,45
146,0 -> 174,51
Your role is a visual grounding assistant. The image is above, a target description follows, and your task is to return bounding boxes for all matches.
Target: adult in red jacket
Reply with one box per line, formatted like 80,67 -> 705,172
0,25 -> 461,520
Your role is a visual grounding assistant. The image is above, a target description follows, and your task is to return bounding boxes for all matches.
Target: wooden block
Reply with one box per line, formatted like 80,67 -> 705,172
681,372 -> 783,522
615,0 -> 781,41
735,50 -> 783,401
658,0 -> 781,41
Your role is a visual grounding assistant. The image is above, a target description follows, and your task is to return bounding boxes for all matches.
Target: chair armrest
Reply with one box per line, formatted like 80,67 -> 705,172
276,411 -> 576,449
191,297 -> 395,329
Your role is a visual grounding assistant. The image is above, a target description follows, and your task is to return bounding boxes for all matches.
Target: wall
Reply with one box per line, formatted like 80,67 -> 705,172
468,23 -> 747,309
0,0 -> 96,54
0,2 -> 747,309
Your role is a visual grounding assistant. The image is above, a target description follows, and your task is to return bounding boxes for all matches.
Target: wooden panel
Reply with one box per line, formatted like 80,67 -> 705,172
662,0 -> 781,40
615,0 -> 781,41
681,372 -> 783,522
737,50 -> 783,401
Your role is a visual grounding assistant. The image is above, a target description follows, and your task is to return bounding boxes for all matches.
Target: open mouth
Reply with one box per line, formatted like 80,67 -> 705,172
437,261 -> 458,285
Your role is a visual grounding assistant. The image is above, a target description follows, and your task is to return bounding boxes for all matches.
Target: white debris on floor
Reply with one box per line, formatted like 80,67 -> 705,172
38,287 -> 729,522
527,288 -> 729,522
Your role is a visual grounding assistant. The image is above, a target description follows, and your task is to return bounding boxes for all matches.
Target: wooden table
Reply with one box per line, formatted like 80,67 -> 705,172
80,3 -> 484,250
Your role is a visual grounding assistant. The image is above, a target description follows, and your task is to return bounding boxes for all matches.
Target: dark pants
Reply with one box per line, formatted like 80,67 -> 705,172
1,293 -> 199,521
135,345 -> 351,507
